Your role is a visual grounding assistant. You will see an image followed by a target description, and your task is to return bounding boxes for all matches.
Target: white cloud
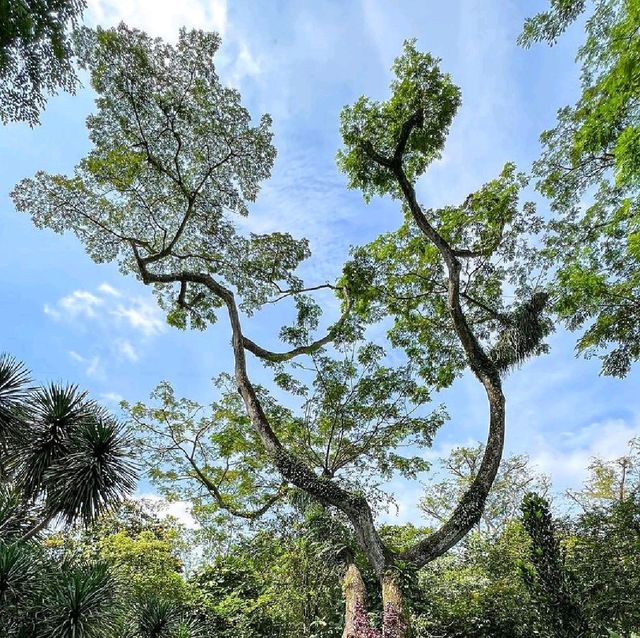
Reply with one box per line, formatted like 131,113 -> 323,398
226,41 -> 262,86
530,417 -> 639,489
114,338 -> 140,362
101,391 -> 124,404
45,286 -> 165,338
86,0 -> 227,40
98,283 -> 121,297
136,494 -> 200,529
45,290 -> 103,320
111,298 -> 165,337
44,285 -> 166,372
69,351 -> 104,379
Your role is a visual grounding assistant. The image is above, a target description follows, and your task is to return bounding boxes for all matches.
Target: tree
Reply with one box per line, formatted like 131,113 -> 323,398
570,495 -> 640,635
521,493 -> 589,638
0,353 -> 139,637
0,502 -> 210,638
194,513 -> 345,638
0,353 -> 137,542
521,489 -> 640,637
411,520 -> 538,638
567,436 -> 640,509
520,0 -> 640,377
11,28 -> 552,637
336,39 -> 550,633
420,444 -> 550,537
128,349 -> 441,526
0,0 -> 87,125
68,500 -> 211,638
0,544 -> 121,638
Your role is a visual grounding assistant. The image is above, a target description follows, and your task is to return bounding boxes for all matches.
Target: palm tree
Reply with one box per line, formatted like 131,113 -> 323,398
0,354 -> 137,542
0,353 -> 138,637
0,355 -> 209,637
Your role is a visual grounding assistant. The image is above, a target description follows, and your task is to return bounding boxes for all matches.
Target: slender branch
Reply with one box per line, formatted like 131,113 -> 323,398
19,512 -> 55,543
186,453 -> 288,520
452,247 -> 488,258
393,108 -> 424,165
242,291 -> 353,363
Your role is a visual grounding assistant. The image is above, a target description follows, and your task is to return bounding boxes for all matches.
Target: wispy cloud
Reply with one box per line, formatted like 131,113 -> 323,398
69,351 -> 104,379
101,391 -> 124,404
136,494 -> 200,529
98,282 -> 121,297
44,285 -> 165,338
43,285 -> 167,378
226,40 -> 262,87
531,417 -> 639,488
45,290 -> 103,320
111,299 -> 166,337
114,338 -> 140,362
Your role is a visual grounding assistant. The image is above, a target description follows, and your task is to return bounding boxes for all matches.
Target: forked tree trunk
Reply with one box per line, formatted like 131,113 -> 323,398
341,564 -> 412,638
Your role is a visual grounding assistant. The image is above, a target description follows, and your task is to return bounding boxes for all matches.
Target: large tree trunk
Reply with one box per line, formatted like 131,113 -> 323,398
342,562 -> 368,638
381,571 -> 411,638
341,564 -> 412,638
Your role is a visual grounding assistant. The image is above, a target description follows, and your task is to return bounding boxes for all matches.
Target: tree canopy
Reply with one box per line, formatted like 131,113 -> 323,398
521,0 -> 640,376
6,6 -> 640,637
0,0 -> 86,125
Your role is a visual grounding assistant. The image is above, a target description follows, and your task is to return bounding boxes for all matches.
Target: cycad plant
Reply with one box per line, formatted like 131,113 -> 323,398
131,594 -> 206,638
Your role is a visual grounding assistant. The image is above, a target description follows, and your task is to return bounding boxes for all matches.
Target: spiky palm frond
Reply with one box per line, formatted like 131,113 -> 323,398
17,383 -> 91,499
0,354 -> 31,450
45,415 -> 138,525
0,483 -> 40,542
0,540 -> 44,638
43,561 -> 117,638
0,540 -> 40,605
135,595 -> 181,638
133,594 -> 206,638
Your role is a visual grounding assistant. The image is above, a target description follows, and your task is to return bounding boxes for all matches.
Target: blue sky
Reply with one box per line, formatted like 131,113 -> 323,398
2,0 -> 639,525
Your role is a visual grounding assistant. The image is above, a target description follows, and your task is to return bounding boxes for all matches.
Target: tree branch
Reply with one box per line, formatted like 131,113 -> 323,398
393,108 -> 424,165
242,291 -> 353,363
363,113 -> 506,569
129,250 -> 391,576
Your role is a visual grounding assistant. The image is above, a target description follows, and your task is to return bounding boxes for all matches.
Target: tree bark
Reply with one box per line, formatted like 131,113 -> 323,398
342,562 -> 367,638
381,571 -> 411,638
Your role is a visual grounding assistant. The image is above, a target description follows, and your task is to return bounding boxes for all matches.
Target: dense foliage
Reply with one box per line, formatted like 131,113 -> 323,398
522,0 -> 640,377
1,354 -> 639,636
0,354 -> 137,637
0,354 -> 136,541
16,459 -> 634,638
0,0 -> 86,125
11,25 -> 554,638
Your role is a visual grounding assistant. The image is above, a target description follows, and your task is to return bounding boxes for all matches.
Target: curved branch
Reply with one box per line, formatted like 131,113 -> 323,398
362,141 -> 393,168
130,252 -> 391,576
364,117 -> 506,569
242,291 -> 353,363
190,458 -> 288,520
394,167 -> 505,568
393,108 -> 424,165
452,247 -> 487,258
